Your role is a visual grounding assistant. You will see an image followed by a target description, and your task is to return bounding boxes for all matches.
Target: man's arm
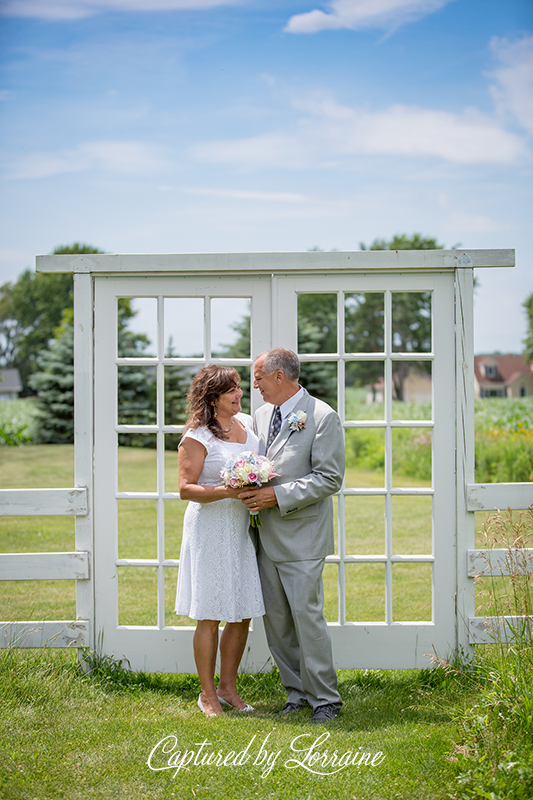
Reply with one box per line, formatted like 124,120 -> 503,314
239,411 -> 344,515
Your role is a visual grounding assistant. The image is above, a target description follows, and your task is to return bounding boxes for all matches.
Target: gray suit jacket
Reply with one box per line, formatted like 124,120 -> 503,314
253,388 -> 345,562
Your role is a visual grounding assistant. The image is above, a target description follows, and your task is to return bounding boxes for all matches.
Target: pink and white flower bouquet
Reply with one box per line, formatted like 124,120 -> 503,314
221,451 -> 278,527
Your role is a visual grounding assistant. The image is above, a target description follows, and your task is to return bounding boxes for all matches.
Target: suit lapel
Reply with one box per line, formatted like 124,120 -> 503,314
267,390 -> 311,459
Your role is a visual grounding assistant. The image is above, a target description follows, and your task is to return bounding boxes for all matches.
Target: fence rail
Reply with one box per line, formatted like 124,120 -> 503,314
0,487 -> 89,649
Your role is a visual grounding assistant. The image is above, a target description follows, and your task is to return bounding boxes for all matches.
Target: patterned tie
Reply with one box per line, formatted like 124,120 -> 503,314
267,406 -> 282,448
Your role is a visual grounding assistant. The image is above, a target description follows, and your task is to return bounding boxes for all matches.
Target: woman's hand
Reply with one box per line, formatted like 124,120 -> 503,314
224,485 -> 244,499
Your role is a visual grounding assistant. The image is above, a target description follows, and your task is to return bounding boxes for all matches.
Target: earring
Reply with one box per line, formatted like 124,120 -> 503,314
213,406 -> 217,418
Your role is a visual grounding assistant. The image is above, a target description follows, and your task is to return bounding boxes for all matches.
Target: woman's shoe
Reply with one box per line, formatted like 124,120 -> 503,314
197,694 -> 219,717
216,693 -> 254,712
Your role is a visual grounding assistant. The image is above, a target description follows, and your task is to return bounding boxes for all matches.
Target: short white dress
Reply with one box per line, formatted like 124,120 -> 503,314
175,413 -> 265,623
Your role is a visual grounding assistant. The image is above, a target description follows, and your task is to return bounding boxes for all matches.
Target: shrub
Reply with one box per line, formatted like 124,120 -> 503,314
0,398 -> 37,446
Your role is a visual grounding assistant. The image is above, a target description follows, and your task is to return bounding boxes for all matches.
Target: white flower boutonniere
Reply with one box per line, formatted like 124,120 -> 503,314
287,410 -> 307,432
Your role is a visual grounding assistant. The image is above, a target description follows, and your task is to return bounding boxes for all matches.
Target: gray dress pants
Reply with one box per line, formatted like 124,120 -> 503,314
257,539 -> 341,709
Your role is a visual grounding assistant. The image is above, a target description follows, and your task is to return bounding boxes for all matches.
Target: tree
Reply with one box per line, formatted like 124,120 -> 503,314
523,292 -> 533,364
30,299 -> 153,444
214,316 -> 252,413
29,317 -> 75,443
0,243 -> 104,392
353,234 -> 441,400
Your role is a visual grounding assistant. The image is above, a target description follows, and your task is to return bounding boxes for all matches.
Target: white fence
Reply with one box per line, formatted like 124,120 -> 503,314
0,488 -> 90,648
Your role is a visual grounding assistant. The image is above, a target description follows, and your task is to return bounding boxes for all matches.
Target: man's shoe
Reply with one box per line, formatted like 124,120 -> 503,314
310,704 -> 341,723
280,701 -> 305,714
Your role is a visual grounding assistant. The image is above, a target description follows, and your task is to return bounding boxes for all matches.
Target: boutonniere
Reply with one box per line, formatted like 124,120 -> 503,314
287,410 -> 307,432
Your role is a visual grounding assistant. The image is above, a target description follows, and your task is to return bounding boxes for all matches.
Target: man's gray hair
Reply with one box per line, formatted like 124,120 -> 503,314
260,348 -> 300,382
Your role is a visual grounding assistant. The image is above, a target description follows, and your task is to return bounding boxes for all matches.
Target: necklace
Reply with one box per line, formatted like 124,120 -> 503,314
219,417 -> 235,433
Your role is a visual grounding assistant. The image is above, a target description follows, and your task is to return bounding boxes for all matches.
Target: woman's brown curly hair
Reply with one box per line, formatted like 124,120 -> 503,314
184,364 -> 241,440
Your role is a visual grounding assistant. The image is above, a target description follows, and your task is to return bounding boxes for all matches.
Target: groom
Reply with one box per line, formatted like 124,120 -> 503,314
239,348 -> 345,723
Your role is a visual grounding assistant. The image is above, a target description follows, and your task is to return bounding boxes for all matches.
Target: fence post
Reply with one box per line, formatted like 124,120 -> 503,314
455,265 -> 476,659
74,272 -> 95,652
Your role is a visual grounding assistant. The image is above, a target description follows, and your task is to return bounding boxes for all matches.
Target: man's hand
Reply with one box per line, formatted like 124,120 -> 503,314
238,486 -> 277,511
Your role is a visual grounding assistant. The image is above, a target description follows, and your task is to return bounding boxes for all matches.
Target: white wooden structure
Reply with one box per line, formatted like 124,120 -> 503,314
1,248 -> 530,671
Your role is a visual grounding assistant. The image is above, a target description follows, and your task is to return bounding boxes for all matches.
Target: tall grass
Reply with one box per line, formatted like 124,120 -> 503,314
439,508 -> 533,799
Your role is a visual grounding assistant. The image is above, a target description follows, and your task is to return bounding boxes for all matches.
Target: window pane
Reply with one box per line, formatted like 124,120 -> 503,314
164,500 -> 184,561
118,567 -> 157,626
345,362 -> 385,418
118,439 -> 157,492
345,564 -> 385,622
164,365 -> 190,426
345,496 -> 385,555
332,495 -> 338,554
392,428 -> 432,488
117,366 -> 156,427
345,293 -> 384,354
211,298 -> 250,357
391,361 -> 432,416
299,361 -> 337,409
392,563 -> 432,621
118,297 -> 157,358
345,428 -> 385,488
165,567 -> 191,626
118,500 -> 157,560
164,297 -> 203,357
164,443 -> 179,494
392,496 -> 432,555
391,292 -> 431,353
298,293 -> 337,354
323,562 -> 339,623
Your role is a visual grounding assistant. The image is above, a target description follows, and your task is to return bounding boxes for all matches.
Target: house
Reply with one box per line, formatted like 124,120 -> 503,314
0,368 -> 23,401
474,354 -> 533,399
366,365 -> 432,403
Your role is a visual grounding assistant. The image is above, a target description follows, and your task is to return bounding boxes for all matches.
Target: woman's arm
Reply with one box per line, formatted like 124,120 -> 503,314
178,437 -> 241,503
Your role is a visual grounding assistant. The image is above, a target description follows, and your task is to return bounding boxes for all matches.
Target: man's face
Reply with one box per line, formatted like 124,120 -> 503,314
253,356 -> 283,405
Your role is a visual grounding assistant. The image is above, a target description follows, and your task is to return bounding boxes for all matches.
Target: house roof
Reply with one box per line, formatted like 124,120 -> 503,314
474,354 -> 533,386
0,368 -> 22,394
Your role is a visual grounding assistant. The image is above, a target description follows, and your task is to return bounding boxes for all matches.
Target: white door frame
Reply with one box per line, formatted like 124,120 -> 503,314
30,248 -> 515,670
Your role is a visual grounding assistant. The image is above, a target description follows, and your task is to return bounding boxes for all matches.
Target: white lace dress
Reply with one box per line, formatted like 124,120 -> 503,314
175,413 -> 265,623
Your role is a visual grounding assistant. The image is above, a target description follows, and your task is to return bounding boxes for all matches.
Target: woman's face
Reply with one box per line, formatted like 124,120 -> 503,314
215,383 -> 243,418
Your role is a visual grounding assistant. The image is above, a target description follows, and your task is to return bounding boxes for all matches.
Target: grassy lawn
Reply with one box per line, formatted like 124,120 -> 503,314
0,646 -> 472,800
2,444 -> 531,799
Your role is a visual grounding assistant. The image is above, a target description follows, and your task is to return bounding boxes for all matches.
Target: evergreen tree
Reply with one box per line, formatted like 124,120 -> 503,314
30,301 -> 154,445
29,320 -> 75,443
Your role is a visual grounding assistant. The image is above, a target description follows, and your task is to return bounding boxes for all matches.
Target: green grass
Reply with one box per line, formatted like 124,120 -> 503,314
0,647 -> 473,800
2,445 -> 532,799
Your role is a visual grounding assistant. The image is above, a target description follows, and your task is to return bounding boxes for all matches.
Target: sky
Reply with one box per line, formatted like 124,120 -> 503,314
0,0 -> 532,354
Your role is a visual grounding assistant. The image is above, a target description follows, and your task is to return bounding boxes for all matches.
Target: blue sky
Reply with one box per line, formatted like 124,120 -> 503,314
0,0 -> 532,353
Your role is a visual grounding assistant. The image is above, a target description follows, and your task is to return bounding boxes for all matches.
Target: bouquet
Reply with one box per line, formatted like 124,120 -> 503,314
220,451 -> 278,527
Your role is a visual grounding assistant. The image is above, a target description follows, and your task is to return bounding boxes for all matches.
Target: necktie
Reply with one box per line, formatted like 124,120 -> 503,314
267,406 -> 282,448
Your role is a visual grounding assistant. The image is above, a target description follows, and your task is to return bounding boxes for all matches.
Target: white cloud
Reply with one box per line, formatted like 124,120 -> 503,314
182,187 -> 314,203
191,95 -> 529,168
285,0 -> 452,35
0,0 -> 242,20
489,34 -> 533,135
6,141 -> 167,180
